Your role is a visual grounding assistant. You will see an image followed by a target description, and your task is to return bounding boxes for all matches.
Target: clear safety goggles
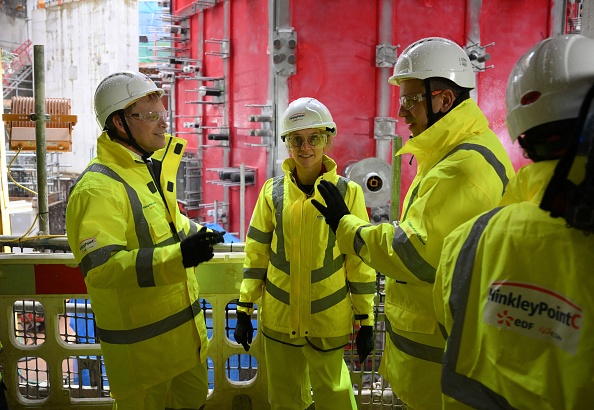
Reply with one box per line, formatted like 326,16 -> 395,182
128,111 -> 168,123
285,132 -> 328,149
399,90 -> 444,111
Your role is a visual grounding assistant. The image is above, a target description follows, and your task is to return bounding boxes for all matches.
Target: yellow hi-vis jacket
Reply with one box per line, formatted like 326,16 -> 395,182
66,133 -> 209,399
238,156 -> 375,350
336,99 -> 515,408
434,160 -> 594,409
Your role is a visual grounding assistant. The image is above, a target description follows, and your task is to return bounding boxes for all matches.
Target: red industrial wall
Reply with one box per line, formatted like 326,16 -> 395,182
289,0 -> 378,166
172,0 -> 554,237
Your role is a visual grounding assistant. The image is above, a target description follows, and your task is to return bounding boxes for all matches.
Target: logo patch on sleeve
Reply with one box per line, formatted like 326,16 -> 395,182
79,237 -> 98,255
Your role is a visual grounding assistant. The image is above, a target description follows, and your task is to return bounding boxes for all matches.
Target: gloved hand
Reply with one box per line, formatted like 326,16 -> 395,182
356,326 -> 374,364
311,180 -> 351,233
180,226 -> 226,268
234,311 -> 254,351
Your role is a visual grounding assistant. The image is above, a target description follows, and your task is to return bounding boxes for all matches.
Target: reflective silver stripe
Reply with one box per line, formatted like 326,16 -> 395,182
312,177 -> 348,284
243,267 -> 267,280
441,207 -> 514,408
75,163 -> 163,287
312,205 -> 340,283
402,143 -> 509,220
270,249 -> 290,274
385,316 -> 443,364
270,176 -> 290,274
96,299 -> 202,345
402,184 -> 420,221
309,178 -> 351,314
247,225 -> 273,244
265,277 -> 290,305
85,163 -> 154,248
158,236 -> 177,246
353,225 -> 370,257
335,176 -> 349,194
348,281 -> 376,295
444,143 -> 509,195
311,285 -> 348,314
80,245 -> 126,278
136,248 -> 155,287
311,254 -> 343,283
392,225 -> 436,283
188,222 -> 198,236
263,176 -> 353,314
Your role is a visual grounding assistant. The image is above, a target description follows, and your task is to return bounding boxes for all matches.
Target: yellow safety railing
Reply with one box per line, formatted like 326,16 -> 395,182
0,252 -> 400,409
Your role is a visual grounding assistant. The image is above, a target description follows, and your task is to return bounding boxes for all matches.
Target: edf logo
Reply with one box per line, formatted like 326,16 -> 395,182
497,309 -> 534,330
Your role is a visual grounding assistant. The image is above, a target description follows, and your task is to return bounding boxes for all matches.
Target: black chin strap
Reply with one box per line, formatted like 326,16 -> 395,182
108,112 -> 154,160
424,79 -> 440,129
423,79 -> 466,129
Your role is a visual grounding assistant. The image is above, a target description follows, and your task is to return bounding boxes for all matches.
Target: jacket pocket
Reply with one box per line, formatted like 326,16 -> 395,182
149,219 -> 172,244
385,300 -> 437,335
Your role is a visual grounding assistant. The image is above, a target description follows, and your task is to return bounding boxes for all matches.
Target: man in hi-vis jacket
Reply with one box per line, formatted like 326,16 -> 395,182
313,38 -> 515,409
67,71 -> 223,410
434,34 -> 594,410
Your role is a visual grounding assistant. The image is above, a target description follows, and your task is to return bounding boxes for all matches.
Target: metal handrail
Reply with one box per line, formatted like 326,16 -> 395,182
0,235 -> 245,253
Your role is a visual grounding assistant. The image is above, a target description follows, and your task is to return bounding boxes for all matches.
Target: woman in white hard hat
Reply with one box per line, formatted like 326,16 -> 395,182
66,71 -> 224,409
234,97 -> 376,410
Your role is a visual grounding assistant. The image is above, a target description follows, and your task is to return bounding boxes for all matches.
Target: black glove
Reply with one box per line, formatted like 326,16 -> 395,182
234,311 -> 254,351
311,180 -> 351,233
356,325 -> 374,364
180,227 -> 226,268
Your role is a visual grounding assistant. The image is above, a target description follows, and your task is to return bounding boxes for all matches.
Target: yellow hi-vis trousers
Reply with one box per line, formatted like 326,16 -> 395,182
112,360 -> 208,410
264,337 -> 356,410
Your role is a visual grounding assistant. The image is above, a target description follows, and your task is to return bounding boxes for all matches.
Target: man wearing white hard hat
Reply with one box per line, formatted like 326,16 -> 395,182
434,34 -> 594,409
66,71 -> 224,409
313,38 -> 515,408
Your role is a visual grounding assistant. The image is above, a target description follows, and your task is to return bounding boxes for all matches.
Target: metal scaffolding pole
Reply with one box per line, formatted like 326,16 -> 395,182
33,45 -> 49,235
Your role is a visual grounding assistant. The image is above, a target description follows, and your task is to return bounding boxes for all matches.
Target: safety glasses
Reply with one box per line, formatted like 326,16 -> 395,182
286,132 -> 328,149
399,90 -> 444,111
128,111 -> 168,123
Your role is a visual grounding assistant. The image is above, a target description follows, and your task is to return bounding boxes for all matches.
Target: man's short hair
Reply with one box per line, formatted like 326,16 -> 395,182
429,77 -> 471,102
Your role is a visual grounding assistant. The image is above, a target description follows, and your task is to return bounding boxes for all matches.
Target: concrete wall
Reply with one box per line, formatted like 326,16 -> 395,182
25,0 -> 139,173
0,5 -> 27,54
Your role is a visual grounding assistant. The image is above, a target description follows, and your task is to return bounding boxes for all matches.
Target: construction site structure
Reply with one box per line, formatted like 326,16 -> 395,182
0,0 -> 592,409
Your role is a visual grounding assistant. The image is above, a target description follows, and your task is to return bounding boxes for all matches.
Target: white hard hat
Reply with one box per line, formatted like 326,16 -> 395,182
506,34 -> 594,142
280,97 -> 337,140
389,37 -> 476,89
94,71 -> 164,128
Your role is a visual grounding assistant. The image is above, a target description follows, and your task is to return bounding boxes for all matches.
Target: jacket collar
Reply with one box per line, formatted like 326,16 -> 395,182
97,132 -> 184,165
505,161 -> 557,205
282,155 -> 338,183
396,99 -> 490,166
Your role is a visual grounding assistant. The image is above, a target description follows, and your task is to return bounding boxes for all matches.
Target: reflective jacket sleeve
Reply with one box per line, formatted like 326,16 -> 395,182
344,182 -> 376,326
67,182 -> 191,289
238,180 -> 273,315
432,220 -> 471,338
337,163 -> 500,284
